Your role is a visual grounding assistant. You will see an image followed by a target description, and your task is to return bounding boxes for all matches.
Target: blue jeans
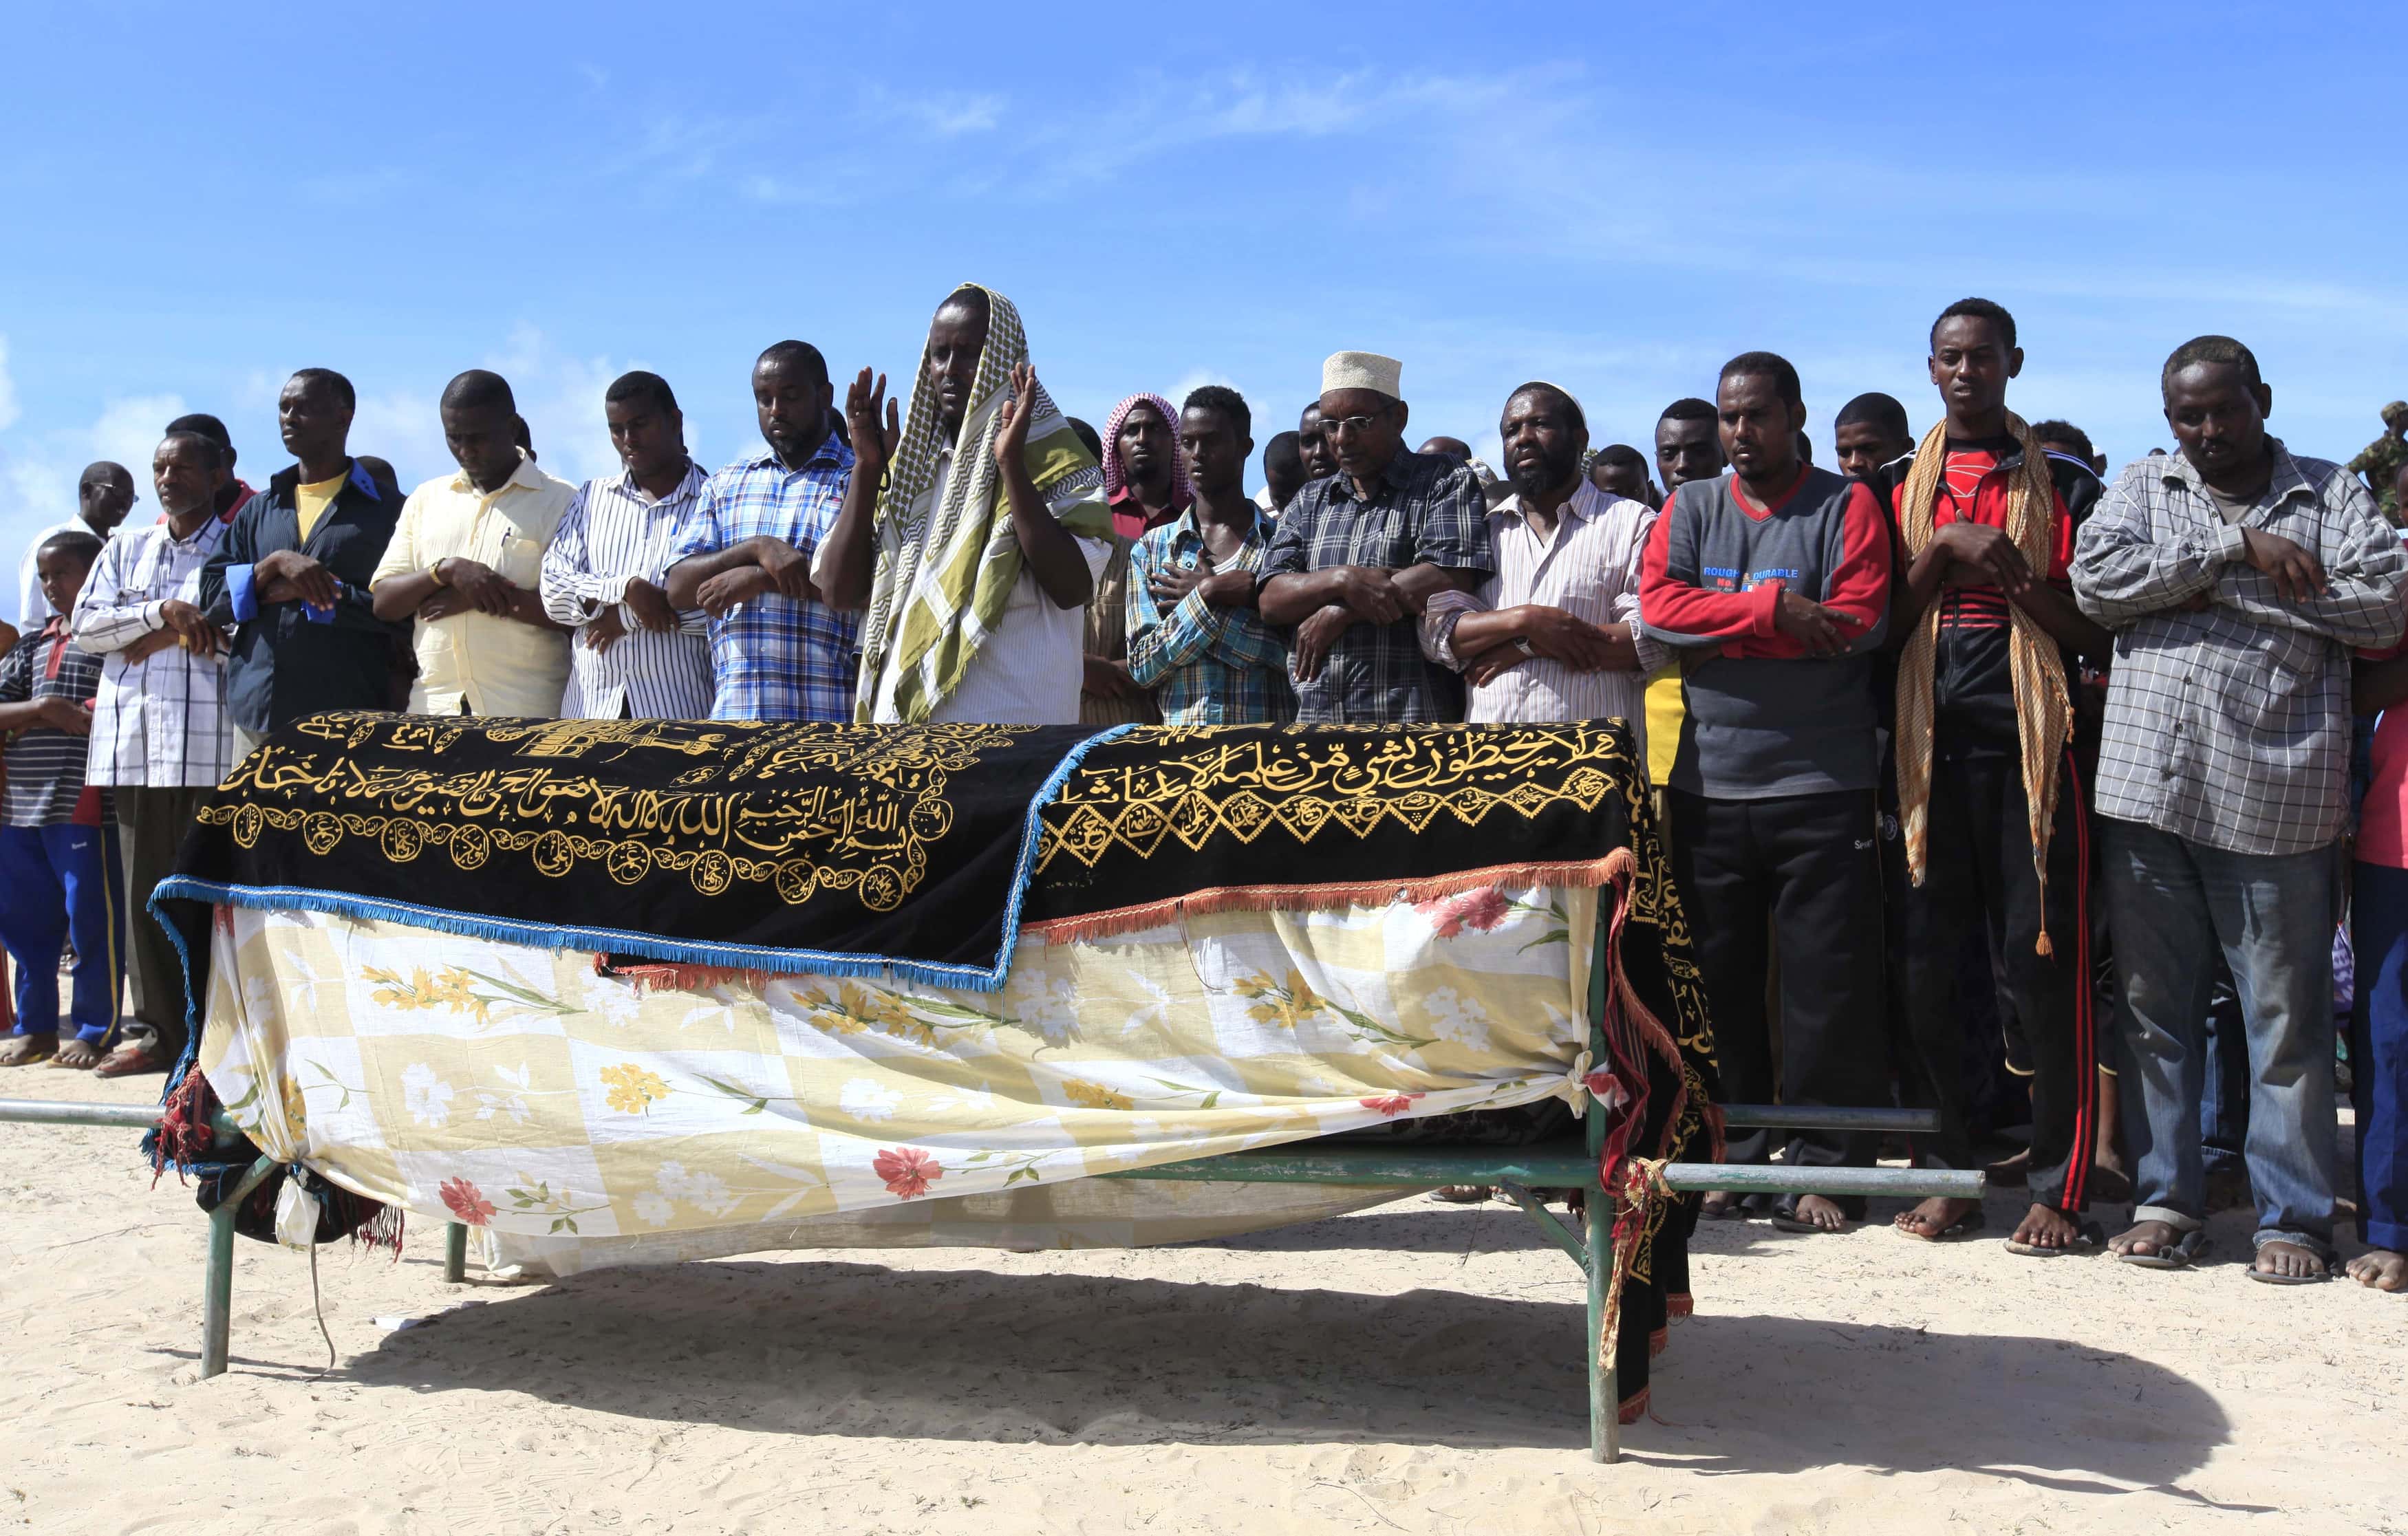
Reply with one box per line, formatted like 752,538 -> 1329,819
2103,820 -> 2338,1254
2351,861 -> 2408,1253
2201,966 -> 2249,1178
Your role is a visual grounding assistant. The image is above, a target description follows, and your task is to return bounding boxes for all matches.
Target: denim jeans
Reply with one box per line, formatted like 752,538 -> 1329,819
2200,964 -> 2250,1178
2103,819 -> 2339,1253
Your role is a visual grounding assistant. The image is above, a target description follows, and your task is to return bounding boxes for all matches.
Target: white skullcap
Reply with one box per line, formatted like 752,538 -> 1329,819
1322,351 -> 1404,399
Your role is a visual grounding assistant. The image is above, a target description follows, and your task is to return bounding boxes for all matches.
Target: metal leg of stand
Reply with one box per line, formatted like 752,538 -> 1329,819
200,1156 -> 279,1380
1587,1198 -> 1615,1464
443,1222 -> 467,1282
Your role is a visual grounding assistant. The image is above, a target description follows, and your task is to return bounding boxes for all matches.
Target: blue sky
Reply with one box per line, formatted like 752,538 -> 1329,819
2,3 -> 2400,565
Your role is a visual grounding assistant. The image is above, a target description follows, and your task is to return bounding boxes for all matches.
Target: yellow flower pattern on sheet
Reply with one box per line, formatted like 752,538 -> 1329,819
197,887 -> 1609,1240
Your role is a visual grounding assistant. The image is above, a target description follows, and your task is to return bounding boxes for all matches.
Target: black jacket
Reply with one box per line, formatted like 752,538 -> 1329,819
199,459 -> 409,732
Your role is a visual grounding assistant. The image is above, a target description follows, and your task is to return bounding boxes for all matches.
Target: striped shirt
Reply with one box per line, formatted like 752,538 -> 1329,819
72,515 -> 235,788
539,462 -> 716,720
668,440 -> 860,722
1126,505 -> 1294,726
1421,482 -> 1664,737
2072,440 -> 2408,856
0,620 -> 107,826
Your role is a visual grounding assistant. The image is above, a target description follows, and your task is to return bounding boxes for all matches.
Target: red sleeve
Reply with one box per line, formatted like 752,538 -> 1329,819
1823,481 -> 1893,634
1637,492 -> 1779,645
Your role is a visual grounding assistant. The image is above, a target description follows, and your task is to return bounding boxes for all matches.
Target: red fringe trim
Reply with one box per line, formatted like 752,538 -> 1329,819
1666,1292 -> 1694,1320
592,954 -> 760,994
149,1068 -> 219,1186
1616,1385 -> 1650,1426
1020,856 -> 1631,944
1649,1326 -> 1668,1359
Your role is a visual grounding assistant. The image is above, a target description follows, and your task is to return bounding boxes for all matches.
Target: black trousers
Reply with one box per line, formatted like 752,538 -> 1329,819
1668,788 -> 1887,1193
1889,749 -> 2098,1211
115,784 -> 211,1059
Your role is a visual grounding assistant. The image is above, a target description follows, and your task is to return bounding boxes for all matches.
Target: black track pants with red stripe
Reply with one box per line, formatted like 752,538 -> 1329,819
1893,748 -> 2098,1212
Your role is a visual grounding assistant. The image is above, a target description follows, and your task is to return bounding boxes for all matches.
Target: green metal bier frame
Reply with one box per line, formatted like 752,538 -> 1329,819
0,894 -> 1978,1465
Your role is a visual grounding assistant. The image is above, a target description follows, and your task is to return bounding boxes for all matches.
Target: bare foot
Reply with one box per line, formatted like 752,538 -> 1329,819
2010,1202 -> 2081,1251
2345,1249 -> 2408,1290
0,1035 -> 57,1067
1892,1196 -> 1979,1239
1699,1191 -> 1742,1220
1984,1147 -> 2032,1187
1433,1185 -> 1492,1204
2107,1218 -> 2184,1261
1786,1193 -> 1849,1231
2251,1240 -> 2328,1281
52,1037 -> 104,1070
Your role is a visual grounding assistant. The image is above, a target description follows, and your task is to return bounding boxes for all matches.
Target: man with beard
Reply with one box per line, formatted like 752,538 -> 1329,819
1423,383 -> 1659,731
1640,352 -> 1893,1232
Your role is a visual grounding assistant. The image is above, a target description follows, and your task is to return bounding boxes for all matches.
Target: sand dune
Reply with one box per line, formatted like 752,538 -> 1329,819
2,1067 -> 2398,1534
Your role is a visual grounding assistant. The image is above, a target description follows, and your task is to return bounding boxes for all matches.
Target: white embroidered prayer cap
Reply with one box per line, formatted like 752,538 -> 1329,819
1321,351 -> 1404,399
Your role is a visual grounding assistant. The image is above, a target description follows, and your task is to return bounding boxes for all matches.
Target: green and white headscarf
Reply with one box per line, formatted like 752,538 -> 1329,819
856,284 -> 1109,722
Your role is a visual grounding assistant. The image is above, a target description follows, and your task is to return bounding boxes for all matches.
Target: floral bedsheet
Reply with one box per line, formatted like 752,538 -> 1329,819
196,883 -> 1598,1242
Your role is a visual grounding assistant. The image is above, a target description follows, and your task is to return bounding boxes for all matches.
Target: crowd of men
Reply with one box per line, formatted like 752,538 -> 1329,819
1,282 -> 2404,1297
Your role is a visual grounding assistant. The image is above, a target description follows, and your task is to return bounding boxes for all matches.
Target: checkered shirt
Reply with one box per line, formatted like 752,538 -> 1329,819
666,440 -> 861,722
2072,440 -> 2408,855
72,516 -> 235,788
1125,506 -> 1294,726
1259,448 -> 1492,724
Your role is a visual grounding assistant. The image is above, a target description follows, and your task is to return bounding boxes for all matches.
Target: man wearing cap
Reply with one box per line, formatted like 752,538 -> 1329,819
1258,351 -> 1492,723
2350,401 -> 2408,522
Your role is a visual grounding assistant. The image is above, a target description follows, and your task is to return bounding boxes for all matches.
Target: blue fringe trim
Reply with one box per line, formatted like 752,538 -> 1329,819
146,723 -> 1137,1049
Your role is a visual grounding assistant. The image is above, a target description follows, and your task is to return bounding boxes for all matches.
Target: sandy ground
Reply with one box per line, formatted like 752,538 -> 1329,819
3,1068 -> 2403,1536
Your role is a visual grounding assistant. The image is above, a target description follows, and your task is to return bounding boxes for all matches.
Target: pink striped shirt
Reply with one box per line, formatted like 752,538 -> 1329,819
1421,480 -> 1663,739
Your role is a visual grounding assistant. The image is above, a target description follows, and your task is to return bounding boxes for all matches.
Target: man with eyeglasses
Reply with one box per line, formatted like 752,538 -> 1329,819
1258,351 -> 1492,723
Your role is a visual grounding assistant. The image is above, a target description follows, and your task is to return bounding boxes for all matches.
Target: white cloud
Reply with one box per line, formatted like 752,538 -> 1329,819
862,85 -> 1002,139
0,337 -> 19,432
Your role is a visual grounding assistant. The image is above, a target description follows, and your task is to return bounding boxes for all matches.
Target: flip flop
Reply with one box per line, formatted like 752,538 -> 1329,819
2006,1219 -> 2103,1258
1769,1200 -> 1849,1235
2116,1226 -> 2208,1270
1894,1206 -> 1987,1242
0,1035 -> 58,1067
2246,1251 -> 2333,1285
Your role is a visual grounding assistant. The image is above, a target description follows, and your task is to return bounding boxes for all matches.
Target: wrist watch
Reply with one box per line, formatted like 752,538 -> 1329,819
428,560 -> 451,587
1514,637 -> 1537,657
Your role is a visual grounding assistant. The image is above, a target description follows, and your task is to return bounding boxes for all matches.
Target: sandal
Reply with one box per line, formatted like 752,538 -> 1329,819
1769,1198 -> 1850,1234
0,1035 -> 58,1067
2115,1226 -> 2208,1270
1894,1204 -> 1987,1242
2246,1244 -> 2332,1285
2006,1219 -> 2103,1258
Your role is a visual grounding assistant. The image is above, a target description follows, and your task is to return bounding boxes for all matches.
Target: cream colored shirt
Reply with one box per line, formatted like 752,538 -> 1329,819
372,453 -> 577,717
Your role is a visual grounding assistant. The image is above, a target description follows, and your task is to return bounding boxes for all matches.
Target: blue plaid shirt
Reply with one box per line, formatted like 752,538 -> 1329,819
1125,506 -> 1294,725
668,438 -> 860,722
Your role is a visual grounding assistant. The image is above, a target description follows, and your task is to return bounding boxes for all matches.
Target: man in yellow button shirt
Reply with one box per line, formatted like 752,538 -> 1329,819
371,371 -> 576,716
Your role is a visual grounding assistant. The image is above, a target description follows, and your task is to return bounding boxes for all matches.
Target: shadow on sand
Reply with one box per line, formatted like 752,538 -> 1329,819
332,1248 -> 2233,1497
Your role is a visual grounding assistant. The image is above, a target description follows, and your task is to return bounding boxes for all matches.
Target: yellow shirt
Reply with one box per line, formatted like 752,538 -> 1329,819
294,472 -> 348,542
371,454 -> 577,717
1643,669 -> 1684,785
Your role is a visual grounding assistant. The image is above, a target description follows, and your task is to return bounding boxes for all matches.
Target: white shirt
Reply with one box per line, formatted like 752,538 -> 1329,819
539,462 -> 715,720
1421,481 -> 1664,741
72,515 -> 233,787
372,454 -> 578,717
874,446 -> 1110,726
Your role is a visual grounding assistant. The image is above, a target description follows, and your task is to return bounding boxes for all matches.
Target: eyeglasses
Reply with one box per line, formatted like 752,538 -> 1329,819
1322,413 -> 1388,437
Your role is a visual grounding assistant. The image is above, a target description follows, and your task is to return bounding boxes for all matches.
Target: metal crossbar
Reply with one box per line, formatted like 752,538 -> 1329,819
0,1085 -> 1979,1462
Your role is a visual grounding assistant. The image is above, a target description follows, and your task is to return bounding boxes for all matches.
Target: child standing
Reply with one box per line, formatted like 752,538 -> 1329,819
0,531 -> 125,1070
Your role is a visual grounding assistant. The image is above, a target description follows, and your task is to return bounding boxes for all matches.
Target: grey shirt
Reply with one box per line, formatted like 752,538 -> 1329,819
2072,441 -> 2408,856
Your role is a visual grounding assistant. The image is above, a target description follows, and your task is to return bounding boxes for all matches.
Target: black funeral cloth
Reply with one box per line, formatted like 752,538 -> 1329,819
1023,720 -> 1642,938
163,713 -> 1108,989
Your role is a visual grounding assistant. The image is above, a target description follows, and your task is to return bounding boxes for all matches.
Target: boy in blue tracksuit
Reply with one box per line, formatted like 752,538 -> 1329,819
0,530 -> 125,1070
